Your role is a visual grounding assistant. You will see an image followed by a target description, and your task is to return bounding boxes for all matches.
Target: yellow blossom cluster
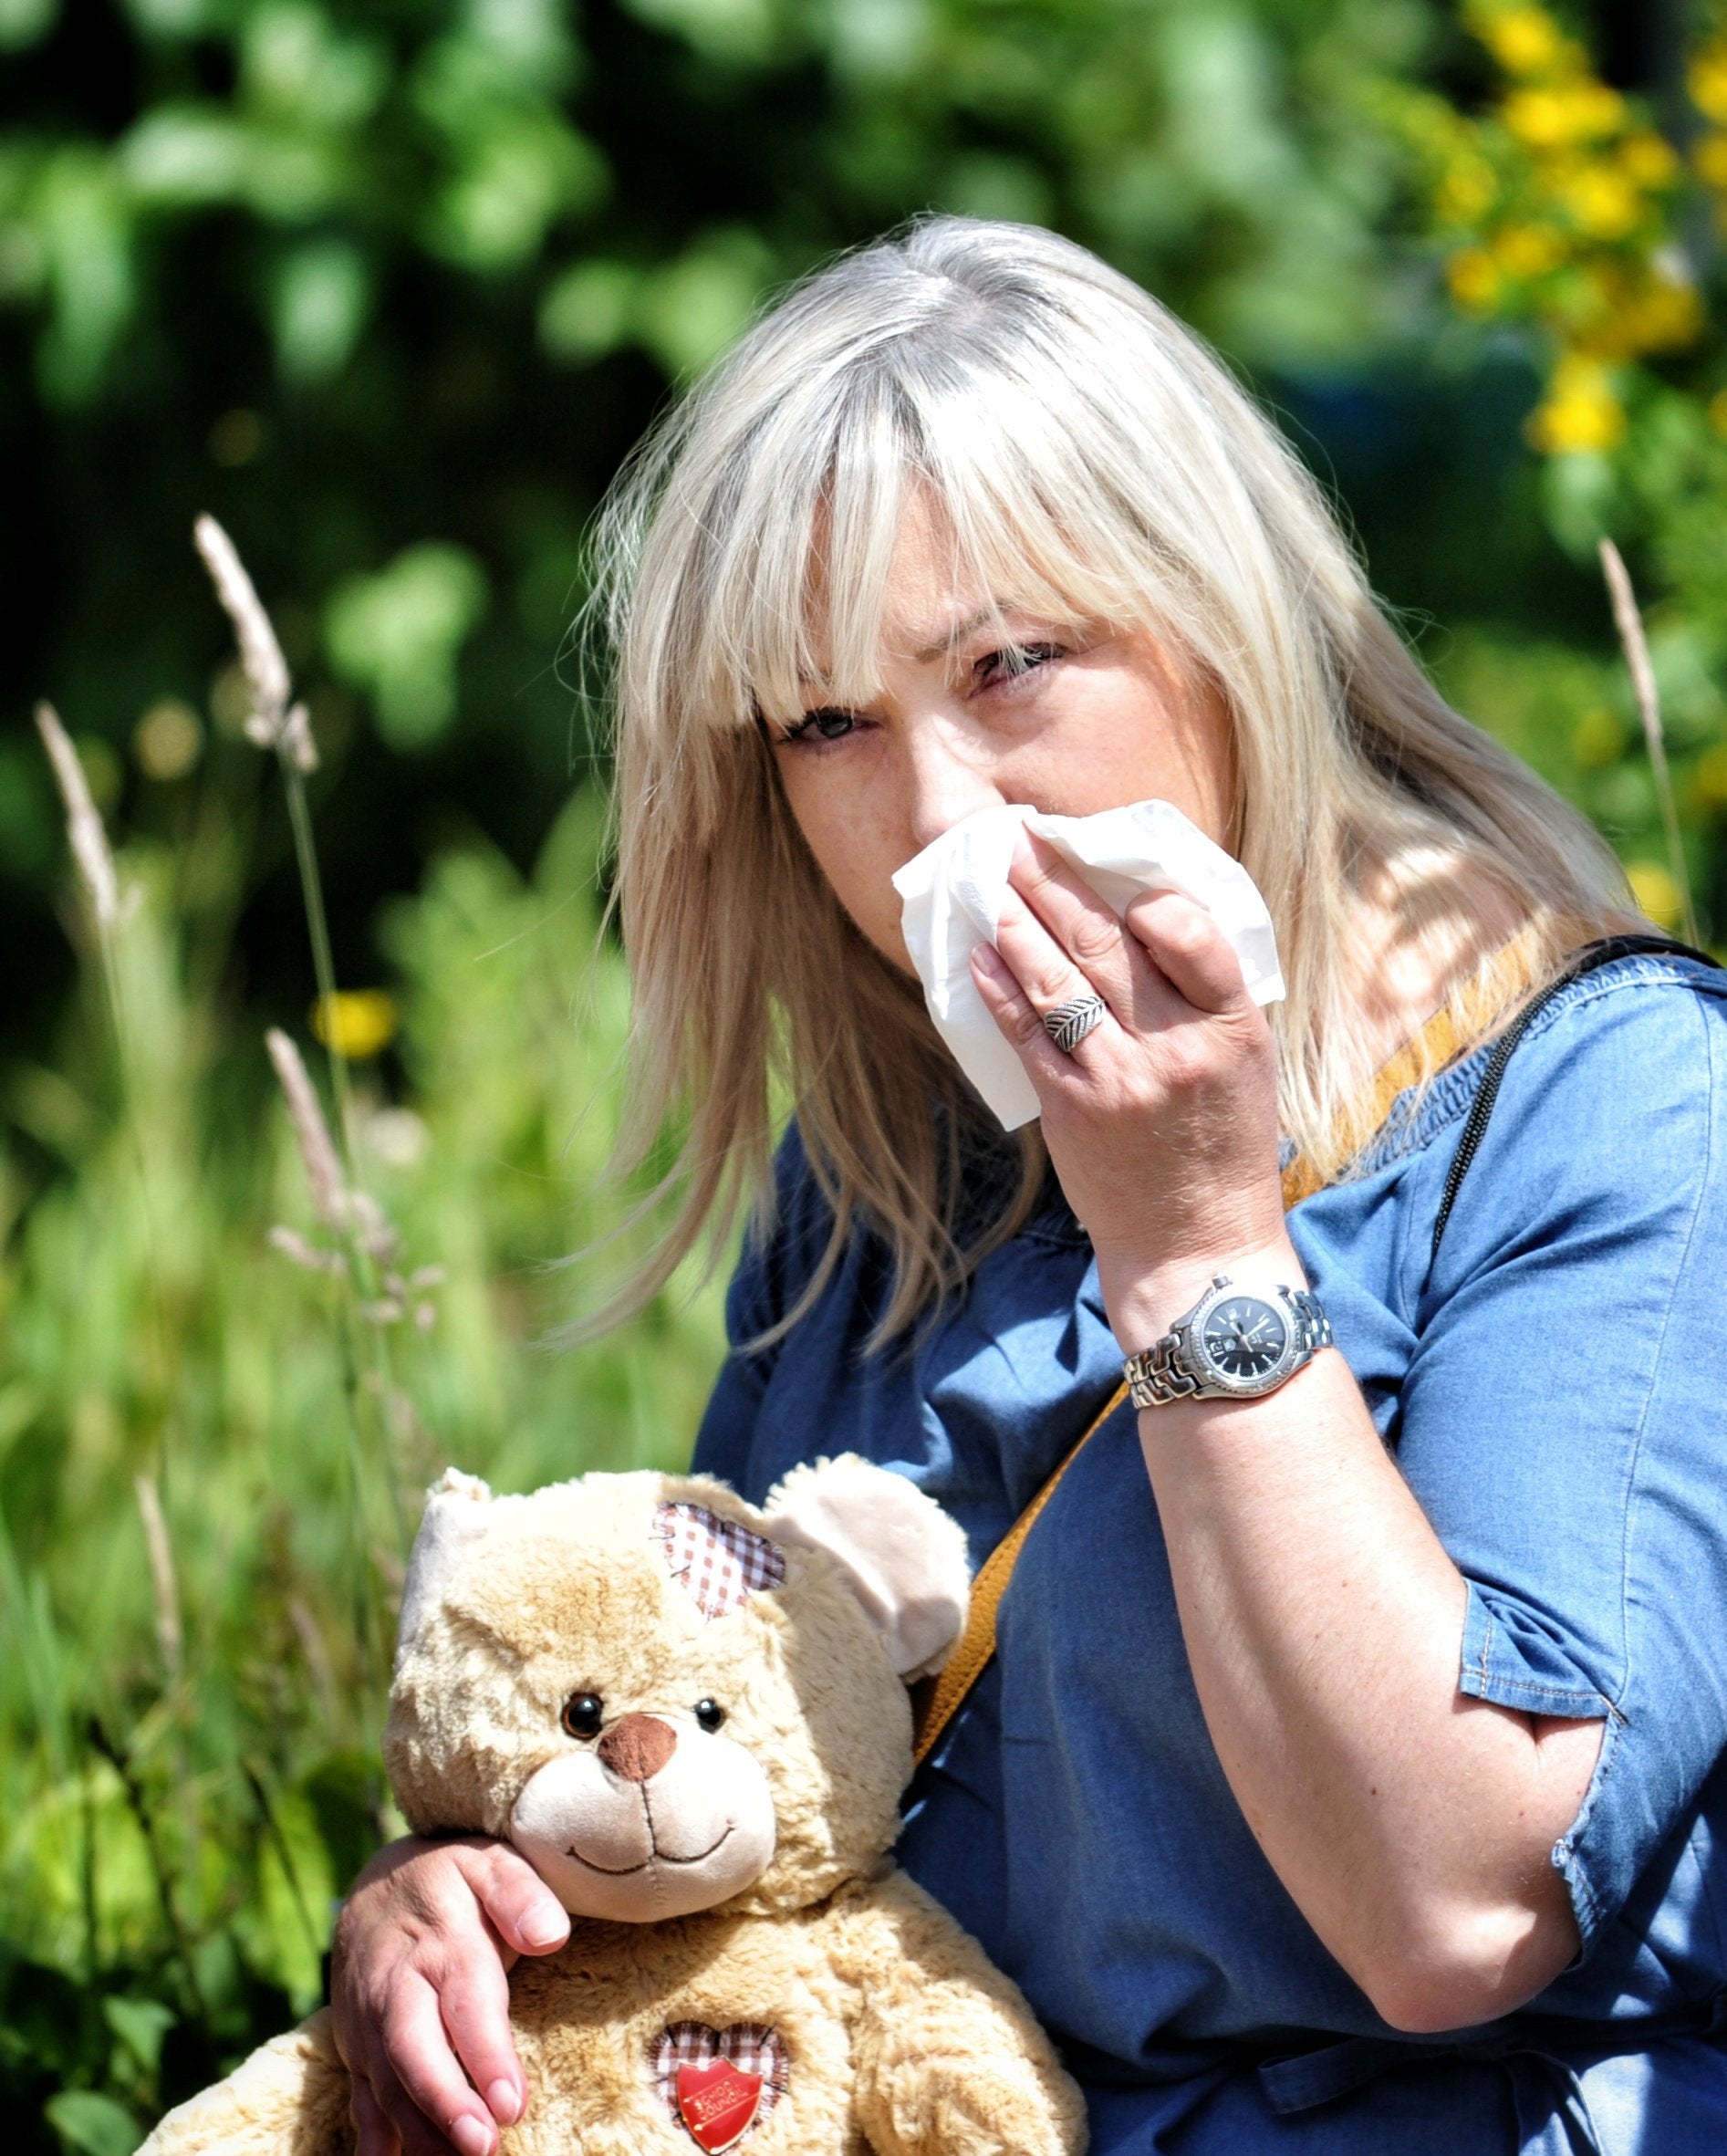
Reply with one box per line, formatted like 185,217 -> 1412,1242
1422,1 -> 1700,455
1690,34 -> 1727,223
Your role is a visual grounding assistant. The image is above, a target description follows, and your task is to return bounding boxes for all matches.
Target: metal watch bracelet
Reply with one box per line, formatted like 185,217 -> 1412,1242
1123,1284 -> 1333,1410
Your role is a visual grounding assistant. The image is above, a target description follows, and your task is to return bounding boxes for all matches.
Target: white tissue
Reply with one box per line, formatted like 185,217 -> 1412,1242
891,800 -> 1285,1130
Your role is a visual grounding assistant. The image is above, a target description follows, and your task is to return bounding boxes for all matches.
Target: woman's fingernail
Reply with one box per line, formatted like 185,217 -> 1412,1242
971,941 -> 1004,980
487,2079 -> 521,2125
520,1899 -> 566,1949
451,2117 -> 493,2156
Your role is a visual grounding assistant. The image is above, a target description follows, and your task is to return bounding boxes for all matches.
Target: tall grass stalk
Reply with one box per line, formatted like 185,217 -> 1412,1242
193,516 -> 411,1578
33,701 -> 203,1904
1599,538 -> 1701,947
265,1027 -> 396,1713
190,518 -> 351,1132
32,704 -> 174,1460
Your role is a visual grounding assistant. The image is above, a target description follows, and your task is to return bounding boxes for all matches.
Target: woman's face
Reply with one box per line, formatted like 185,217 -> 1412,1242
767,494 -> 1236,975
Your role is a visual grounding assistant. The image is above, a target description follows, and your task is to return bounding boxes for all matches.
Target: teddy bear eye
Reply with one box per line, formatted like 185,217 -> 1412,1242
561,1693 -> 604,1739
692,1698 -> 726,1733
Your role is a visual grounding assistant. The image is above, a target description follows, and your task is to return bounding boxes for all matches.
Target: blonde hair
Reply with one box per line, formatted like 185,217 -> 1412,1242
587,215 -> 1628,1346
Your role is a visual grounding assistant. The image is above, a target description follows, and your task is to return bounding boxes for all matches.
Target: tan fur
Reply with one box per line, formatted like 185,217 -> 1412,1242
142,1460 -> 1086,2156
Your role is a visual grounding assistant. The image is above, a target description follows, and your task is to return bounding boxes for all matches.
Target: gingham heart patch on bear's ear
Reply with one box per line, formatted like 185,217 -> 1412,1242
654,1504 -> 786,1620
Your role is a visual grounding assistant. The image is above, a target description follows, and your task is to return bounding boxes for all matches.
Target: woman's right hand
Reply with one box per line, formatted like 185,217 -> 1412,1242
329,1834 -> 570,2156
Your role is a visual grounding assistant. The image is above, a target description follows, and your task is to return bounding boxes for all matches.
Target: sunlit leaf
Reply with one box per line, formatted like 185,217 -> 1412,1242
325,544 -> 491,749
635,232 -> 775,377
44,2089 -> 140,2156
101,1995 -> 174,2079
271,238 -> 370,383
538,257 -> 637,361
0,0 -> 56,51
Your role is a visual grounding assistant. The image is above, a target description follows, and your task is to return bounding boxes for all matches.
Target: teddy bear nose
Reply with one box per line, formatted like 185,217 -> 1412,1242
596,1713 -> 679,1783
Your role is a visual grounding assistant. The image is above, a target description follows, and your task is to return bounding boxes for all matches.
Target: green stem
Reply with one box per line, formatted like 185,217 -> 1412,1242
280,754 -> 409,1643
282,760 -> 352,1151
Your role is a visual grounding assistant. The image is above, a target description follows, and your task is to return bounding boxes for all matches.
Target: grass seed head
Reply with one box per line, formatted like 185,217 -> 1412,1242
265,1028 -> 349,1233
35,701 -> 120,930
193,516 -> 319,773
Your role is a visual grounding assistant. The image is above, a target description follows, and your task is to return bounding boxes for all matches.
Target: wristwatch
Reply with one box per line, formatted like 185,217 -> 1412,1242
1122,1276 -> 1333,1409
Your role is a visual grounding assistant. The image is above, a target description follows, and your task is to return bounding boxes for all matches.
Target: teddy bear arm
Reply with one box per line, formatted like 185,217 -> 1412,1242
138,2007 -> 355,2156
830,1878 -> 1087,2156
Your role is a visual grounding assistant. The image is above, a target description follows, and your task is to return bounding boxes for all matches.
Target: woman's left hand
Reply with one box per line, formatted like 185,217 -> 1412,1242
969,828 -> 1293,1342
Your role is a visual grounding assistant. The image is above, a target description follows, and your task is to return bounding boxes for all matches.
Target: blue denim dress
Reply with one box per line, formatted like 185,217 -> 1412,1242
691,950 -> 1727,2152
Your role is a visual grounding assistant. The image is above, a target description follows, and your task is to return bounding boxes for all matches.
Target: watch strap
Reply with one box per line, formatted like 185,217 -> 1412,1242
1124,1281 -> 1330,1409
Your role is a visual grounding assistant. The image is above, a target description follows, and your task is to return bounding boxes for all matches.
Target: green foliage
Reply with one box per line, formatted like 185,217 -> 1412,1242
324,542 -> 491,748
1389,0 -> 1727,930
1,739 -> 725,2140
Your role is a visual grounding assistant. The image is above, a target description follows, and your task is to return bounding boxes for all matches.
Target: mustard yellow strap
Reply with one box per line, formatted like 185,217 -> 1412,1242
910,1378 -> 1129,1766
909,938 -> 1547,1771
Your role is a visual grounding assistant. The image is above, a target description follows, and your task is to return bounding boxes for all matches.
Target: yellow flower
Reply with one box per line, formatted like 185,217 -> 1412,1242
1690,41 -> 1727,127
1625,859 -> 1682,930
1554,161 -> 1641,239
1695,131 -> 1727,191
1471,4 -> 1574,80
1526,354 -> 1625,454
1446,247 -> 1503,315
1619,129 -> 1679,190
1503,80 -> 1625,149
1489,222 -> 1566,276
312,989 -> 400,1061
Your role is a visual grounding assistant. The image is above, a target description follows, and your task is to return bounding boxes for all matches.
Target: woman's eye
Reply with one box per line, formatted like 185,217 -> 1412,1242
975,641 -> 1065,690
692,1698 -> 727,1733
561,1693 -> 605,1738
785,707 -> 858,745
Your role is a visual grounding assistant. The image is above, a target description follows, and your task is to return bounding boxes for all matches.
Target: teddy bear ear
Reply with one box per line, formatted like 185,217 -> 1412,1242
394,1467 -> 494,1669
762,1456 -> 971,1680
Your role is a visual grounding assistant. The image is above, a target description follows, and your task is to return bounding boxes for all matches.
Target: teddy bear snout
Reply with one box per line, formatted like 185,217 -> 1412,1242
597,1712 -> 678,1783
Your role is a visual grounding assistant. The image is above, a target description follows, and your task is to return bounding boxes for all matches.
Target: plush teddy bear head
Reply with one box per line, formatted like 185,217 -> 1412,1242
383,1457 -> 970,1922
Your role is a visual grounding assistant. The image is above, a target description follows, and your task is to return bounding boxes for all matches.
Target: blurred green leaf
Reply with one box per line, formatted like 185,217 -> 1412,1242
621,0 -> 779,65
539,257 -> 638,362
0,0 -> 55,50
271,238 -> 370,383
30,149 -> 133,403
101,1996 -> 173,2081
45,2090 -> 139,2156
636,230 -> 775,377
240,5 -> 390,130
325,544 -> 491,748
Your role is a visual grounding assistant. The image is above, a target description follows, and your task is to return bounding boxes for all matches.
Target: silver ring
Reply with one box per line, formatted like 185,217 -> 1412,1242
1044,993 -> 1108,1054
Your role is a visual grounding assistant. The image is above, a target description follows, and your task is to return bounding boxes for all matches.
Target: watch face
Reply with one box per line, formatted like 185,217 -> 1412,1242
1200,1296 -> 1290,1384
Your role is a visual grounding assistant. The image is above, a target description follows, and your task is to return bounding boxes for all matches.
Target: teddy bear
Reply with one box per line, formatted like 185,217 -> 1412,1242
141,1456 -> 1088,2155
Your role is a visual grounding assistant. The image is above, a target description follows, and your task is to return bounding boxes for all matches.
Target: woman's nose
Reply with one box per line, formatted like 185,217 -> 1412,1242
901,721 -> 1005,853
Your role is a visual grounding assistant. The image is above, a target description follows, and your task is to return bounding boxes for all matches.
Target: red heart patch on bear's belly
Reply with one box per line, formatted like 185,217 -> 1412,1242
650,2021 -> 787,2151
675,2057 -> 762,2151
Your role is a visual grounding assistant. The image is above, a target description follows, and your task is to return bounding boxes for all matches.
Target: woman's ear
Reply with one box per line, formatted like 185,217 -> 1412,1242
763,1455 -> 971,1679
395,1467 -> 494,1669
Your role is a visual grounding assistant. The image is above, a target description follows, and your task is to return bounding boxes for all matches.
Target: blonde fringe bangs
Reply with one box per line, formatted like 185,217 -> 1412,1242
583,215 -> 1630,1350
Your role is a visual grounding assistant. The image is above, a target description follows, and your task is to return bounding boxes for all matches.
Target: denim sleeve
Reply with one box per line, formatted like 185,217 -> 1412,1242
1399,968 -> 1727,1952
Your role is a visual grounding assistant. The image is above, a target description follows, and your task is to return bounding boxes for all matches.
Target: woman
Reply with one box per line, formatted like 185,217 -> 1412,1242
331,219 -> 1727,2153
